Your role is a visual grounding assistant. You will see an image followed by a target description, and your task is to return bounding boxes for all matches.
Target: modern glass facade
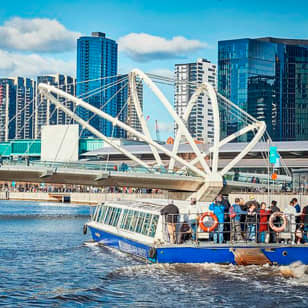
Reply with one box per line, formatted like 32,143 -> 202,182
77,32 -> 118,137
218,37 -> 308,141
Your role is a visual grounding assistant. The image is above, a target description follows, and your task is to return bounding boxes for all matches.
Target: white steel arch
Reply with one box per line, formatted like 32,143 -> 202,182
39,83 -> 208,178
38,68 -> 267,201
168,82 -> 220,174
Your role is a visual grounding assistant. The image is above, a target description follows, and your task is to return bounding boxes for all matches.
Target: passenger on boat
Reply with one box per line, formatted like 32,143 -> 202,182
229,198 -> 247,242
188,198 -> 199,241
220,194 -> 231,242
239,198 -> 247,233
246,204 -> 258,241
209,196 -> 225,244
258,202 -> 271,243
301,205 -> 308,243
270,200 -> 281,243
160,202 -> 179,244
291,198 -> 301,230
179,221 -> 192,243
285,201 -> 297,244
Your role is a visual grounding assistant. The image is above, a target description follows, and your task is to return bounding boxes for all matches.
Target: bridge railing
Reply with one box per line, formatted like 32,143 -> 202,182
0,159 -> 192,177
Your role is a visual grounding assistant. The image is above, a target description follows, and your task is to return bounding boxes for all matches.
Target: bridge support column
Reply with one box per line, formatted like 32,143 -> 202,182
188,174 -> 223,202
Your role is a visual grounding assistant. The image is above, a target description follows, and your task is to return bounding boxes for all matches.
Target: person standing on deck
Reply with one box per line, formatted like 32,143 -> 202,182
285,201 -> 297,244
270,200 -> 281,243
188,198 -> 200,241
246,204 -> 258,241
259,202 -> 271,243
291,198 -> 301,230
160,202 -> 179,244
209,196 -> 225,244
229,198 -> 247,242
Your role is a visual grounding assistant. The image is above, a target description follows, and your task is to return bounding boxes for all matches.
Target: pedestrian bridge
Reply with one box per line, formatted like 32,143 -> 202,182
0,160 -> 288,196
0,69 -> 291,201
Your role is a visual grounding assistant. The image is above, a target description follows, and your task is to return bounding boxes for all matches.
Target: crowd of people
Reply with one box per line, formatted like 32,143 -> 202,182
162,195 -> 308,245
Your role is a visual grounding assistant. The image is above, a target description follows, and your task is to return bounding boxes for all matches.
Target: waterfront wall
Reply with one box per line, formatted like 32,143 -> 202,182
2,191 -> 308,209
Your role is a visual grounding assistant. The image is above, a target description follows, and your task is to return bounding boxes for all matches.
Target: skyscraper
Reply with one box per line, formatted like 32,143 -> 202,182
35,74 -> 76,138
0,77 -> 36,141
174,58 -> 217,143
77,32 -> 118,137
218,37 -> 308,141
115,74 -> 143,139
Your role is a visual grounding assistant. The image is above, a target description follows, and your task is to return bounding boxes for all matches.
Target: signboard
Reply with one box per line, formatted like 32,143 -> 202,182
41,124 -> 79,162
269,146 -> 279,165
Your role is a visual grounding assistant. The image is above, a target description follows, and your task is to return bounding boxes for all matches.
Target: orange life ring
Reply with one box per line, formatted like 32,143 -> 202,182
269,212 -> 287,233
199,212 -> 219,232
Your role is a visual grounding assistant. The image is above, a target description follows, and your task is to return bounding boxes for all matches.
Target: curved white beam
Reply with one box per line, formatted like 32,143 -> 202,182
132,69 -> 211,175
219,121 -> 266,176
39,83 -> 208,178
41,89 -> 152,170
169,84 -> 207,171
168,82 -> 220,174
129,72 -> 162,166
182,122 -> 261,170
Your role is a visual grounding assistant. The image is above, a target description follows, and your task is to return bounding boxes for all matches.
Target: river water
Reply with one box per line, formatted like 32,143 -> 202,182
0,200 -> 308,307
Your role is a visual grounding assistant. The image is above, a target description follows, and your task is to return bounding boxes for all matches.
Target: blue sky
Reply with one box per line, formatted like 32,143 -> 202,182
0,0 -> 308,139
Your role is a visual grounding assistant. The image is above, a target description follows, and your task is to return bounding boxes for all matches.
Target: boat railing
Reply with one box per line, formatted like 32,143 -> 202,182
161,213 -> 308,245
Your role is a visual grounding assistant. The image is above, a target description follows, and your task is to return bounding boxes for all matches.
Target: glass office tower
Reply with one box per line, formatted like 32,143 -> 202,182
218,37 -> 308,141
77,32 -> 118,137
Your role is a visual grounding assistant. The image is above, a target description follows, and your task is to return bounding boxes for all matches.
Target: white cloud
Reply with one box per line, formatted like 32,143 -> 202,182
0,50 -> 75,78
0,17 -> 80,52
118,33 -> 206,62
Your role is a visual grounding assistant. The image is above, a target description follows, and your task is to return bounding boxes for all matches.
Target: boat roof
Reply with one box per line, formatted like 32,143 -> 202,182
99,199 -> 210,214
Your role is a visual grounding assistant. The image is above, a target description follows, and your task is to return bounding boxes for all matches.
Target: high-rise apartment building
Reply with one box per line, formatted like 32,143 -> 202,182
0,78 -> 16,141
35,74 -> 76,138
0,77 -> 35,141
115,74 -> 143,139
77,32 -> 118,137
174,58 -> 217,143
218,37 -> 308,141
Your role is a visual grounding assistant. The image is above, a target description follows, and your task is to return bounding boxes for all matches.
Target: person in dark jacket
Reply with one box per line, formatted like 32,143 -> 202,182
246,204 -> 258,241
291,198 -> 301,230
160,202 -> 179,244
270,200 -> 281,243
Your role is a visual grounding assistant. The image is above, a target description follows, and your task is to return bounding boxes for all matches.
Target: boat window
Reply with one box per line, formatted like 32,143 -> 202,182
98,205 -> 107,223
93,206 -> 100,221
94,206 -> 101,222
119,209 -> 159,238
124,210 -> 134,229
135,212 -> 145,233
148,215 -> 159,237
120,209 -> 128,229
110,208 -> 122,227
141,213 -> 152,236
104,207 -> 113,224
129,210 -> 138,231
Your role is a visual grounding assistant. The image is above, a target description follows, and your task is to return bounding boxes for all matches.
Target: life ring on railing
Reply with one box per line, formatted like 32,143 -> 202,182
83,224 -> 87,235
269,212 -> 287,233
199,212 -> 219,232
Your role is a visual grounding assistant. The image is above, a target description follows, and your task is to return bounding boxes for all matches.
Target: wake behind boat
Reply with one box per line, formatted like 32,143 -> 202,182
84,199 -> 308,265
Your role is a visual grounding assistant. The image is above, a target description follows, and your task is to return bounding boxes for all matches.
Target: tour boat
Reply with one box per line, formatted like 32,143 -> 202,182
84,200 -> 308,265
